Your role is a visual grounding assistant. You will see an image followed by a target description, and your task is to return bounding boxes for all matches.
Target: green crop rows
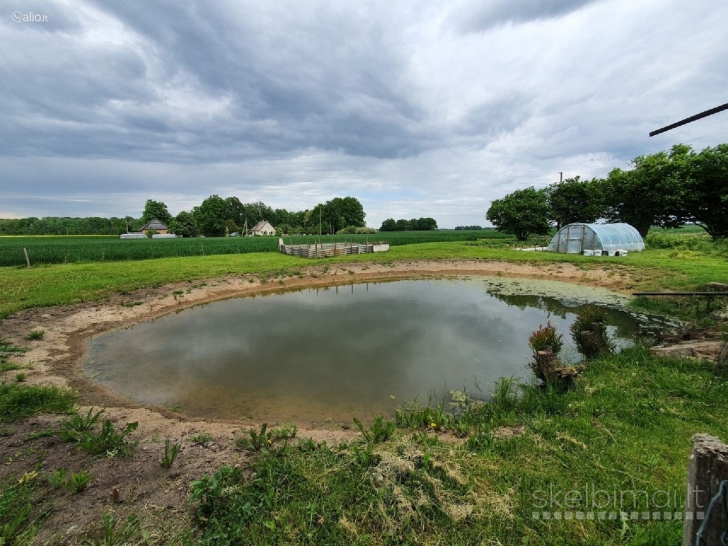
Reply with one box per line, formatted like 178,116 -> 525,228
0,231 -> 506,267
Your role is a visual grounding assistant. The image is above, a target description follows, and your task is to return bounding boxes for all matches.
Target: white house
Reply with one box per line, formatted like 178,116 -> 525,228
250,220 -> 276,236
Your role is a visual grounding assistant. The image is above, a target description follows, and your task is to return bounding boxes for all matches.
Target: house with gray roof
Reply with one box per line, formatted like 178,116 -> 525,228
250,220 -> 275,236
140,218 -> 169,234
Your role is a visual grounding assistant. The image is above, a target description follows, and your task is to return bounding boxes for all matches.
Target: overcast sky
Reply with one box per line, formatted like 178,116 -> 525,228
0,0 -> 725,228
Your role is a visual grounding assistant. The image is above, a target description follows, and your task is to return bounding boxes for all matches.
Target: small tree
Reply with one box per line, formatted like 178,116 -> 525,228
486,187 -> 550,241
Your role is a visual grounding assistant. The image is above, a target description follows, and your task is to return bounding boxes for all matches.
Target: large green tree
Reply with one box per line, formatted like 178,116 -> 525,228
603,145 -> 693,237
379,218 -> 397,232
547,176 -> 607,230
687,144 -> 728,239
194,195 -> 229,237
169,211 -> 199,238
486,187 -> 550,241
323,197 -> 366,233
409,217 -> 438,230
141,199 -> 172,225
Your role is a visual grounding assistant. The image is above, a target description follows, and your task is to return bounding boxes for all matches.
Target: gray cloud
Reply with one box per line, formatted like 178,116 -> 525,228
451,0 -> 603,33
0,0 -> 726,228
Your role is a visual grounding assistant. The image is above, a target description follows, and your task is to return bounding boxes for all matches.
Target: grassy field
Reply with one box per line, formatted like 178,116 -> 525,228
0,230 -> 504,267
0,230 -> 725,321
0,228 -> 726,544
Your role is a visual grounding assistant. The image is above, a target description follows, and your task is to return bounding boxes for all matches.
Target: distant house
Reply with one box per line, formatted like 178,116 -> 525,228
250,220 -> 275,236
140,218 -> 169,234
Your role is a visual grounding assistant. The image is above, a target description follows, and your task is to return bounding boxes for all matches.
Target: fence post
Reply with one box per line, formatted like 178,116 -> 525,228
683,434 -> 728,545
23,247 -> 30,268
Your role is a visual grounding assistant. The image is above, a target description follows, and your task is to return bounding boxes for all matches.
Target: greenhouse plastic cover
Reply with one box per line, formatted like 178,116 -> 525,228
547,223 -> 645,253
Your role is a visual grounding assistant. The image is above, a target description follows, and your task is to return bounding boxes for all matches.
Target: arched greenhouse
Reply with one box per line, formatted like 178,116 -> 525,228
547,223 -> 645,255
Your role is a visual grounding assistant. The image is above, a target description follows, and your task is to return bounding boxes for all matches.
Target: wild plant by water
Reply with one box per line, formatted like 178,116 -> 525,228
236,423 -> 272,452
61,409 -> 138,457
571,305 -> 613,359
60,407 -> 104,442
68,470 -> 91,493
160,439 -> 181,468
353,416 -> 395,447
527,322 -> 563,382
26,330 -> 44,341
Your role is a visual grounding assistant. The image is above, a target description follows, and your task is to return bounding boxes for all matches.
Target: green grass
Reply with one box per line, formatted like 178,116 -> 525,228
0,478 -> 38,544
1,236 -> 726,321
0,340 -> 25,374
0,382 -> 76,422
0,231 -> 498,267
189,346 -> 728,545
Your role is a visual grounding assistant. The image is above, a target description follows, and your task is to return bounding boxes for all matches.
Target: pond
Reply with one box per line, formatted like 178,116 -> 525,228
83,278 -> 639,424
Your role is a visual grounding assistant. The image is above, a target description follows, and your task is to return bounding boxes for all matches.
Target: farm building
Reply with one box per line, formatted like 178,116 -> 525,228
140,218 -> 169,234
547,223 -> 645,255
250,220 -> 275,236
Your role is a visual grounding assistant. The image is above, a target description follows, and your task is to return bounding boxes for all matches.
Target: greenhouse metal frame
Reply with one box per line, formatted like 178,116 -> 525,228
547,223 -> 645,254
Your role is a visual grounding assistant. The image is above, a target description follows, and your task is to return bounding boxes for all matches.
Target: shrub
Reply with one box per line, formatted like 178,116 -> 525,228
571,305 -> 613,359
528,322 -> 563,383
336,226 -> 378,235
528,322 -> 563,355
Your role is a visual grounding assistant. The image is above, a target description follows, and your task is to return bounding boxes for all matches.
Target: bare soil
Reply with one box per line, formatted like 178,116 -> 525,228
0,259 -> 637,542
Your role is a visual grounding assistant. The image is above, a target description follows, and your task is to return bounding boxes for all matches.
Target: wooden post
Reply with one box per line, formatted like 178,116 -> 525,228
683,434 -> 728,545
23,247 -> 30,268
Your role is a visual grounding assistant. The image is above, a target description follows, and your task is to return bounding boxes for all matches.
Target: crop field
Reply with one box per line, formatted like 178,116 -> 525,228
0,230 -> 505,267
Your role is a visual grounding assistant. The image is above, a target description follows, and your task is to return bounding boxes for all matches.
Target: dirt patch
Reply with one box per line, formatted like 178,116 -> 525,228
0,258 -> 636,541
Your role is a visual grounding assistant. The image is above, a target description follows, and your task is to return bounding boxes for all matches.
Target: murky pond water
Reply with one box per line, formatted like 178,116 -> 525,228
84,278 -> 639,424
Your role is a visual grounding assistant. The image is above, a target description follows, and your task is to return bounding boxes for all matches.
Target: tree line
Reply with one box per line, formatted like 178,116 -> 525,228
0,196 -> 368,238
379,217 -> 438,231
486,144 -> 728,240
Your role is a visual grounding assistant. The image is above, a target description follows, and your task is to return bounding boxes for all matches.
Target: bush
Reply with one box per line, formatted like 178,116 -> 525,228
336,226 -> 378,235
528,322 -> 564,382
571,305 -> 613,359
528,322 -> 563,355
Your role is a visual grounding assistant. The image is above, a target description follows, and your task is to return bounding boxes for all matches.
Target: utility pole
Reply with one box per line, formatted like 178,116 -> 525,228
125,216 -> 129,234
559,172 -> 563,183
319,208 -> 322,237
